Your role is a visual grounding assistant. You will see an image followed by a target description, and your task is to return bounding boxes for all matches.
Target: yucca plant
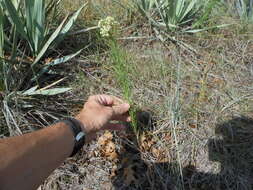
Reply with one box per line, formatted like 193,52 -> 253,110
136,0 -> 157,13
135,0 -> 223,33
0,0 -> 86,90
236,0 -> 253,22
0,0 -> 88,135
134,0 -> 227,51
1,0 -> 85,58
157,0 -> 201,31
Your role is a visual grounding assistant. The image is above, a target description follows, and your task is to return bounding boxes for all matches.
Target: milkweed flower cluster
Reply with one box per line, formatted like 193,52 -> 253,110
98,16 -> 118,37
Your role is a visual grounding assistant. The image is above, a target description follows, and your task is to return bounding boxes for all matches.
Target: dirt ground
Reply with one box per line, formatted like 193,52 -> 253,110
40,33 -> 253,189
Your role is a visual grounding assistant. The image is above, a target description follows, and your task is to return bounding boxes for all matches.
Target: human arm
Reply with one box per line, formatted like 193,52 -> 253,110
0,94 -> 130,190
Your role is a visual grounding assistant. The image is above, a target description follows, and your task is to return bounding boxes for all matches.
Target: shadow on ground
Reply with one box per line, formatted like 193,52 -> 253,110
112,115 -> 253,190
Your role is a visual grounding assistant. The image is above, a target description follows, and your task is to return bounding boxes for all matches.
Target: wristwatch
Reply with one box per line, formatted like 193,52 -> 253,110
62,118 -> 86,157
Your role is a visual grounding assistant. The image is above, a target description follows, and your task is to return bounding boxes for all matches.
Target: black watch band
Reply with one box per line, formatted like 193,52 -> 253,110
61,118 -> 86,157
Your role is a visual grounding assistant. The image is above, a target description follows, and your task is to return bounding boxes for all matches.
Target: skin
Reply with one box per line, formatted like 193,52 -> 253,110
0,94 -> 131,190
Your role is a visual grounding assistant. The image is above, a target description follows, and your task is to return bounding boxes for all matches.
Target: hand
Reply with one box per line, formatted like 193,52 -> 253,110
75,94 -> 131,142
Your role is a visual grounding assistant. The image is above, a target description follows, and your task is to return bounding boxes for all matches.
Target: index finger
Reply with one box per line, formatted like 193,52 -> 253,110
95,94 -> 126,106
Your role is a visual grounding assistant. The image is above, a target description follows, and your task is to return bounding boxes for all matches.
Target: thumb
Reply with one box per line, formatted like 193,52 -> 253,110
112,103 -> 130,116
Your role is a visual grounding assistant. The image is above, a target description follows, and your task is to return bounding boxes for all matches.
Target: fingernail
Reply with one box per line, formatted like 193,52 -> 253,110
123,103 -> 130,109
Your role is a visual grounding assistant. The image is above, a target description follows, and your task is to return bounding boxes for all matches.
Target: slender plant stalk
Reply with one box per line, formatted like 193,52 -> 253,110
109,40 -> 138,133
170,49 -> 184,189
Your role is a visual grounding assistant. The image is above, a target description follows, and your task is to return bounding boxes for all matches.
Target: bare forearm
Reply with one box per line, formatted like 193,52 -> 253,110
0,122 -> 74,190
0,95 -> 130,190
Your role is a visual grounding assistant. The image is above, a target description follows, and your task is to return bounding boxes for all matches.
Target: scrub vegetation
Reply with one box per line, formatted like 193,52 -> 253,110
1,0 -> 253,189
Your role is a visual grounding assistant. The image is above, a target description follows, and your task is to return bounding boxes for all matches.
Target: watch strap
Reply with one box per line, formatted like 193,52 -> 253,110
61,118 -> 86,157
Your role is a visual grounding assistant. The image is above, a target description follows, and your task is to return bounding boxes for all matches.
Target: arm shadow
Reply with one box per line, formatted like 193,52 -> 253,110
112,114 -> 253,190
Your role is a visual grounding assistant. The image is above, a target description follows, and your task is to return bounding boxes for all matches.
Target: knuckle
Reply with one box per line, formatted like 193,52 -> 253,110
88,95 -> 94,100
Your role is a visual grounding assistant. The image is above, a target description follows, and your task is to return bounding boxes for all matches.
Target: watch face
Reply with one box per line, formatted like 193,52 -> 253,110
76,132 -> 85,141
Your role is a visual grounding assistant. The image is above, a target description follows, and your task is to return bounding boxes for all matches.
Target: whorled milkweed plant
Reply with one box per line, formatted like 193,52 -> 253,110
109,41 -> 138,134
98,16 -> 118,37
98,17 -> 138,133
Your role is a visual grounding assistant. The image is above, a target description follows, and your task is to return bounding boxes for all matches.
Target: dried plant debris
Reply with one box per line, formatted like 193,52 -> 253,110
98,131 -> 119,161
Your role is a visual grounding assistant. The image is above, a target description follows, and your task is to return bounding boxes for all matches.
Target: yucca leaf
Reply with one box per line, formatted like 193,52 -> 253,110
46,0 -> 63,15
60,3 -> 87,35
22,85 -> 39,95
10,25 -> 18,61
33,0 -> 45,53
10,0 -> 20,9
183,24 -> 232,33
0,7 -> 4,91
2,0 -> 28,41
32,16 -> 68,66
31,48 -> 83,82
25,0 -> 45,55
25,0 -> 35,53
0,7 -> 4,57
180,0 -> 197,22
23,87 -> 71,96
54,3 -> 87,46
176,0 -> 185,17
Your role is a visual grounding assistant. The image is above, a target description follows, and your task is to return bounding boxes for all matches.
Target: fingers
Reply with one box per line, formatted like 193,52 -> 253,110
102,123 -> 127,131
90,94 -> 125,106
112,113 -> 131,122
88,94 -> 131,123
97,95 -> 114,106
112,103 -> 130,116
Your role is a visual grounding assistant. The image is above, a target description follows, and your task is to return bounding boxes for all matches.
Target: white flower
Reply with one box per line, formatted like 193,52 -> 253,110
98,16 -> 118,37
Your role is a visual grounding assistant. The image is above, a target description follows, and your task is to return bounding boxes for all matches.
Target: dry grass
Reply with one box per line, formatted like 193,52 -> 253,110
41,1 -> 253,189
40,28 -> 253,189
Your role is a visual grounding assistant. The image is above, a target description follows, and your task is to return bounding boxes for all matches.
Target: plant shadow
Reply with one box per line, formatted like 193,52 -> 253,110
112,115 -> 253,190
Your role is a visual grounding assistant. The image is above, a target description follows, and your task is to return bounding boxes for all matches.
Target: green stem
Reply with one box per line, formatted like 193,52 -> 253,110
109,39 -> 138,134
